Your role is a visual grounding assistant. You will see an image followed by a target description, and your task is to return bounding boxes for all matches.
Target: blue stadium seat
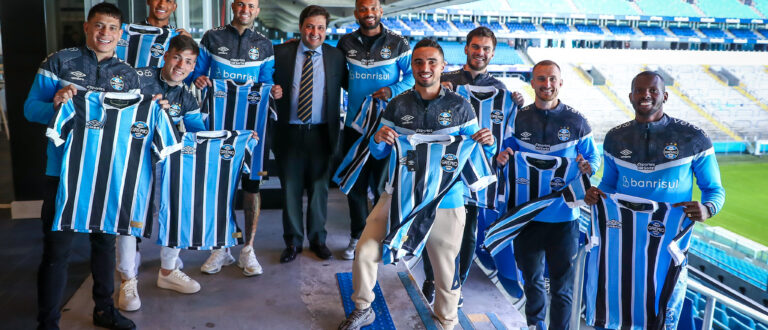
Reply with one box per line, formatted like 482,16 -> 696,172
758,29 -> 768,38
729,29 -> 758,39
729,317 -> 754,330
506,22 -> 536,33
428,20 -> 454,32
700,27 -> 728,38
713,319 -> 730,330
695,317 -> 704,330
541,23 -> 570,33
574,24 -> 604,34
452,19 -> 476,31
714,306 -> 729,325
679,297 -> 698,330
691,239 -> 768,290
758,322 -> 768,330
697,0 -> 761,19
670,26 -> 697,37
639,26 -> 668,36
607,25 -> 635,35
726,307 -> 756,329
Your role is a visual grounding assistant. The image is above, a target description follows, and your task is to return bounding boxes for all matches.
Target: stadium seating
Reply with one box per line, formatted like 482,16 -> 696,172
571,0 -> 640,15
493,43 -> 525,65
696,0 -> 762,19
479,21 -> 505,32
401,18 -> 430,31
690,239 -> 768,289
506,22 -> 537,33
382,17 -> 407,31
639,26 -> 668,36
727,65 -> 768,105
541,22 -> 571,33
729,29 -> 759,39
669,26 -> 698,37
700,27 -> 728,38
758,29 -> 768,39
503,0 -> 572,14
606,25 -> 635,36
635,0 -> 701,17
428,19 -> 454,32
574,24 -> 604,34
452,19 -> 477,31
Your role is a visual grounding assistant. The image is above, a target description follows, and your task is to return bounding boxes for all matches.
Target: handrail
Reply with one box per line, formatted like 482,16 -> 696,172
687,268 -> 768,330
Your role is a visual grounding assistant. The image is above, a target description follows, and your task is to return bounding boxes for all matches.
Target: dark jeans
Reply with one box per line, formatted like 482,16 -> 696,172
423,204 -> 478,284
342,128 -> 387,239
37,176 -> 116,330
276,124 -> 331,247
514,220 -> 579,330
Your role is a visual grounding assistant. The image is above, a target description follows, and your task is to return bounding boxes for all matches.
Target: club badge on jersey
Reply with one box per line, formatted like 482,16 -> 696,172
47,91 -> 181,238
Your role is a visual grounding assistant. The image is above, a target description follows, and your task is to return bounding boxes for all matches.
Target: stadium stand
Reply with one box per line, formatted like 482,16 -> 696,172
571,0 -> 640,16
696,0 -> 762,19
541,22 -> 571,33
634,0 -> 701,17
505,22 -> 537,33
402,18 -> 431,31
454,0 -> 514,11
428,19 -> 454,32
700,27 -> 728,38
638,26 -> 668,36
726,65 -> 768,106
663,64 -> 768,139
452,19 -> 477,31
759,28 -> 768,39
691,239 -> 768,290
382,17 -> 408,31
730,28 -> 760,39
606,24 -> 635,36
574,24 -> 604,34
669,26 -> 698,37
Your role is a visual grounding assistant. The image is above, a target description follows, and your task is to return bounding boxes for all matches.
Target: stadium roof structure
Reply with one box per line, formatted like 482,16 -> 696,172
258,0 -> 478,33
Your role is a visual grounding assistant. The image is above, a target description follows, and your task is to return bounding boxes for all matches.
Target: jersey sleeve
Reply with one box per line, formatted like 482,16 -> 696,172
153,105 -> 182,159
258,52 -> 275,84
691,147 -> 725,215
387,49 -> 414,100
369,102 -> 398,159
459,112 -> 496,159
597,151 -> 619,194
188,32 -> 212,84
181,92 -> 206,133
24,56 -> 60,125
45,99 -> 77,146
576,132 -> 601,176
243,135 -> 259,175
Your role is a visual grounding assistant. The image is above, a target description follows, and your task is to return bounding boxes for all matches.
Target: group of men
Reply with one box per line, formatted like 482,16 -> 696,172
22,0 -> 724,330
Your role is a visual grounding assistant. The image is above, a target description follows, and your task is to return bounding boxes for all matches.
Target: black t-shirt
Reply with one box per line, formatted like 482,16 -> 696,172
360,32 -> 381,50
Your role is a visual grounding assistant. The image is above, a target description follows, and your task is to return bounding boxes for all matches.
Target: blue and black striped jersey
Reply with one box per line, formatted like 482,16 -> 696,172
333,96 -> 387,193
116,24 -> 179,68
201,79 -> 275,180
584,193 -> 694,330
381,134 -> 496,264
455,84 -> 518,209
157,130 -> 256,250
46,92 -> 180,237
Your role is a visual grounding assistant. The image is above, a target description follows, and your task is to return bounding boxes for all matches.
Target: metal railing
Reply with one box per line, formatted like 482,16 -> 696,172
687,266 -> 768,330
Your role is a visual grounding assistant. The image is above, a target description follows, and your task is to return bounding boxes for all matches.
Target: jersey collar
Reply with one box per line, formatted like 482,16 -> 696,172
142,18 -> 175,29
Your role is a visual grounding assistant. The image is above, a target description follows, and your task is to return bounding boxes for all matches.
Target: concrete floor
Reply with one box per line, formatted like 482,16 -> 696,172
58,191 -> 528,329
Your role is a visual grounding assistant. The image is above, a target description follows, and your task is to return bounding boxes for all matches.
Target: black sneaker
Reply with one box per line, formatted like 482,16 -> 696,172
338,307 -> 375,330
93,305 -> 136,330
422,280 -> 435,305
458,293 -> 464,308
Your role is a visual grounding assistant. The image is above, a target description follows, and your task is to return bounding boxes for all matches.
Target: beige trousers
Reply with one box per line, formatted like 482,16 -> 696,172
351,193 -> 466,329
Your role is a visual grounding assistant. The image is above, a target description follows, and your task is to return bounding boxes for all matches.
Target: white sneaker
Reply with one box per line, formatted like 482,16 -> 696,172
118,278 -> 140,312
342,238 -> 358,260
238,245 -> 263,276
176,257 -> 184,270
157,269 -> 201,294
201,248 -> 235,274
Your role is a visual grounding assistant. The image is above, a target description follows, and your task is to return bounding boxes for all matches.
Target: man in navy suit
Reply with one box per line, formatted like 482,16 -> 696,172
272,5 -> 348,263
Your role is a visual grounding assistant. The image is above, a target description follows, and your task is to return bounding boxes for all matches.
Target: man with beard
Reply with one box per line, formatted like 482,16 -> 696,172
495,60 -> 599,330
584,71 -> 724,329
338,39 -> 495,330
421,26 -> 525,306
25,4 -> 140,329
335,0 -> 414,260
189,0 -> 282,278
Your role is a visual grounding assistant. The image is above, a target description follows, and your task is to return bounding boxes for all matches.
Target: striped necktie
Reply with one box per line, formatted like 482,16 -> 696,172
297,50 -> 314,123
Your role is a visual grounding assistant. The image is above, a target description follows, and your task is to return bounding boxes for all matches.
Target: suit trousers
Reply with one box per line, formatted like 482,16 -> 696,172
341,128 -> 388,239
277,124 -> 331,247
351,193 -> 465,330
37,176 -> 116,329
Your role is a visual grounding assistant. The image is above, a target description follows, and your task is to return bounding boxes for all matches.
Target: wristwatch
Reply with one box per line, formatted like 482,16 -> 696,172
704,202 -> 716,218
